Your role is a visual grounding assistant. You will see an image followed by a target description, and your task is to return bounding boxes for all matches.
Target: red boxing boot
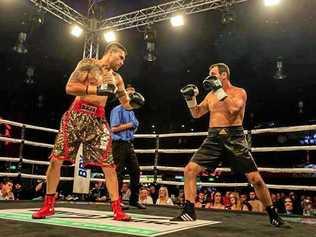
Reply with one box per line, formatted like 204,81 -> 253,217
32,195 -> 56,219
111,199 -> 131,221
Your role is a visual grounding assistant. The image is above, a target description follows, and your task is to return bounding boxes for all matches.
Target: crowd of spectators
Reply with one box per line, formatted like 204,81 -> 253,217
1,178 -> 315,217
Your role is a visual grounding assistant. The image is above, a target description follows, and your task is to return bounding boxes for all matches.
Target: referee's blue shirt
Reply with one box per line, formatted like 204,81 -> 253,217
110,105 -> 139,141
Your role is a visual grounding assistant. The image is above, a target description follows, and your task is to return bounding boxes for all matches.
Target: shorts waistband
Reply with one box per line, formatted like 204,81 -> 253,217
70,100 -> 105,118
208,126 -> 244,135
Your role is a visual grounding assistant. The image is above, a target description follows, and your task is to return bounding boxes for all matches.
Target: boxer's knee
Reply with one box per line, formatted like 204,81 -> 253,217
46,157 -> 63,176
102,165 -> 117,177
184,162 -> 201,178
247,171 -> 265,188
49,158 -> 63,169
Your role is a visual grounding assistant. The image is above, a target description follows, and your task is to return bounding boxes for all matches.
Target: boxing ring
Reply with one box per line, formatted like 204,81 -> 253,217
0,118 -> 316,236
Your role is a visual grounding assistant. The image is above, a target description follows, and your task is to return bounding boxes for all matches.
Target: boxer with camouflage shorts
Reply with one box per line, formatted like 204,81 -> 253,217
32,42 -> 145,221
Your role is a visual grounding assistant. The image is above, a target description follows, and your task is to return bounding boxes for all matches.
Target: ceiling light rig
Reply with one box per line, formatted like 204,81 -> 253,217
144,25 -> 157,62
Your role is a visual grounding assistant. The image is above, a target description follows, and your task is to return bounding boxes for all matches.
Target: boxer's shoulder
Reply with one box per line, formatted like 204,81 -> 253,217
79,58 -> 97,65
229,86 -> 246,95
112,71 -> 121,78
112,72 -> 123,83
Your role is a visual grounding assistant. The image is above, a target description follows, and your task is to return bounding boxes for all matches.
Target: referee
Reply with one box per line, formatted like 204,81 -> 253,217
110,85 -> 146,209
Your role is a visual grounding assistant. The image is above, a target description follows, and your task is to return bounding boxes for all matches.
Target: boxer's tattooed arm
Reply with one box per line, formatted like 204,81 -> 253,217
76,58 -> 99,72
65,59 -> 96,96
68,70 -> 88,83
68,59 -> 98,83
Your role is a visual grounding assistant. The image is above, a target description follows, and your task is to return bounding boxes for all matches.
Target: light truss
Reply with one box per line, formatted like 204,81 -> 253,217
28,0 -> 249,58
98,0 -> 249,32
29,0 -> 88,26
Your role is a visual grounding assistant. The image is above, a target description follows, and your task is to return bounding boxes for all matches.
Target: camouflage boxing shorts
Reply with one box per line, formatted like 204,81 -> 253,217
50,99 -> 114,167
191,126 -> 258,174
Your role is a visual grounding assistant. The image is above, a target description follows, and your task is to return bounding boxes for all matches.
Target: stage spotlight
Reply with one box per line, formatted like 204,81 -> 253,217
71,25 -> 83,38
144,25 -> 157,62
103,31 -> 116,43
32,8 -> 45,26
264,0 -> 281,7
273,57 -> 287,80
170,14 -> 184,27
221,9 -> 236,25
13,32 -> 28,54
25,66 -> 35,85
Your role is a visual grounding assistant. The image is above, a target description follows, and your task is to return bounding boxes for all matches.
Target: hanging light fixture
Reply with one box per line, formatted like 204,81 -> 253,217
144,25 -> 157,62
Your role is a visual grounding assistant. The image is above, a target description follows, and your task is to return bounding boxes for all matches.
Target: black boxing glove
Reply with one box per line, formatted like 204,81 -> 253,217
96,83 -> 117,96
129,91 -> 145,109
203,75 -> 227,101
180,84 -> 199,108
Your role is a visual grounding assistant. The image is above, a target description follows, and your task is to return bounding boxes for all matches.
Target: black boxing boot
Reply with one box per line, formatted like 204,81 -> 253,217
266,206 -> 285,227
170,200 -> 196,221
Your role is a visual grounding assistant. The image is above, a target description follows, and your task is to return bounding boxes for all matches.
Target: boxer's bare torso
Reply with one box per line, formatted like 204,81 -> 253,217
66,58 -> 129,108
207,86 -> 246,127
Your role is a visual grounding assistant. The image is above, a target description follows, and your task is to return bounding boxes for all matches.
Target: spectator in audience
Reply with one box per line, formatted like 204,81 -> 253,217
284,197 -> 294,215
206,192 -> 225,209
138,187 -> 153,205
149,185 -> 158,204
174,189 -> 185,207
223,191 -> 232,208
248,191 -> 264,212
289,191 -> 302,214
302,196 -> 313,216
121,182 -> 131,202
13,182 -> 24,200
275,192 -> 286,213
195,191 -> 206,208
32,179 -> 46,200
0,179 -> 14,200
312,196 -> 316,209
227,192 -> 243,211
240,193 -> 252,211
271,193 -> 277,205
0,116 -> 12,146
156,186 -> 174,206
89,181 -> 107,202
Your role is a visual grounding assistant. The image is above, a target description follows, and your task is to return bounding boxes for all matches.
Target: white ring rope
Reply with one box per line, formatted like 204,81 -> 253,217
1,118 -> 316,138
0,137 -> 23,144
0,172 -> 19,178
0,156 -> 314,174
156,166 -> 316,174
0,157 -> 20,163
134,134 -> 157,139
0,119 -> 58,133
251,146 -> 316,152
10,142 -> 316,154
1,118 -> 316,192
251,125 -> 316,135
3,136 -> 316,153
134,149 -> 156,154
1,172 -> 315,191
0,136 -> 53,148
159,132 -> 208,138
